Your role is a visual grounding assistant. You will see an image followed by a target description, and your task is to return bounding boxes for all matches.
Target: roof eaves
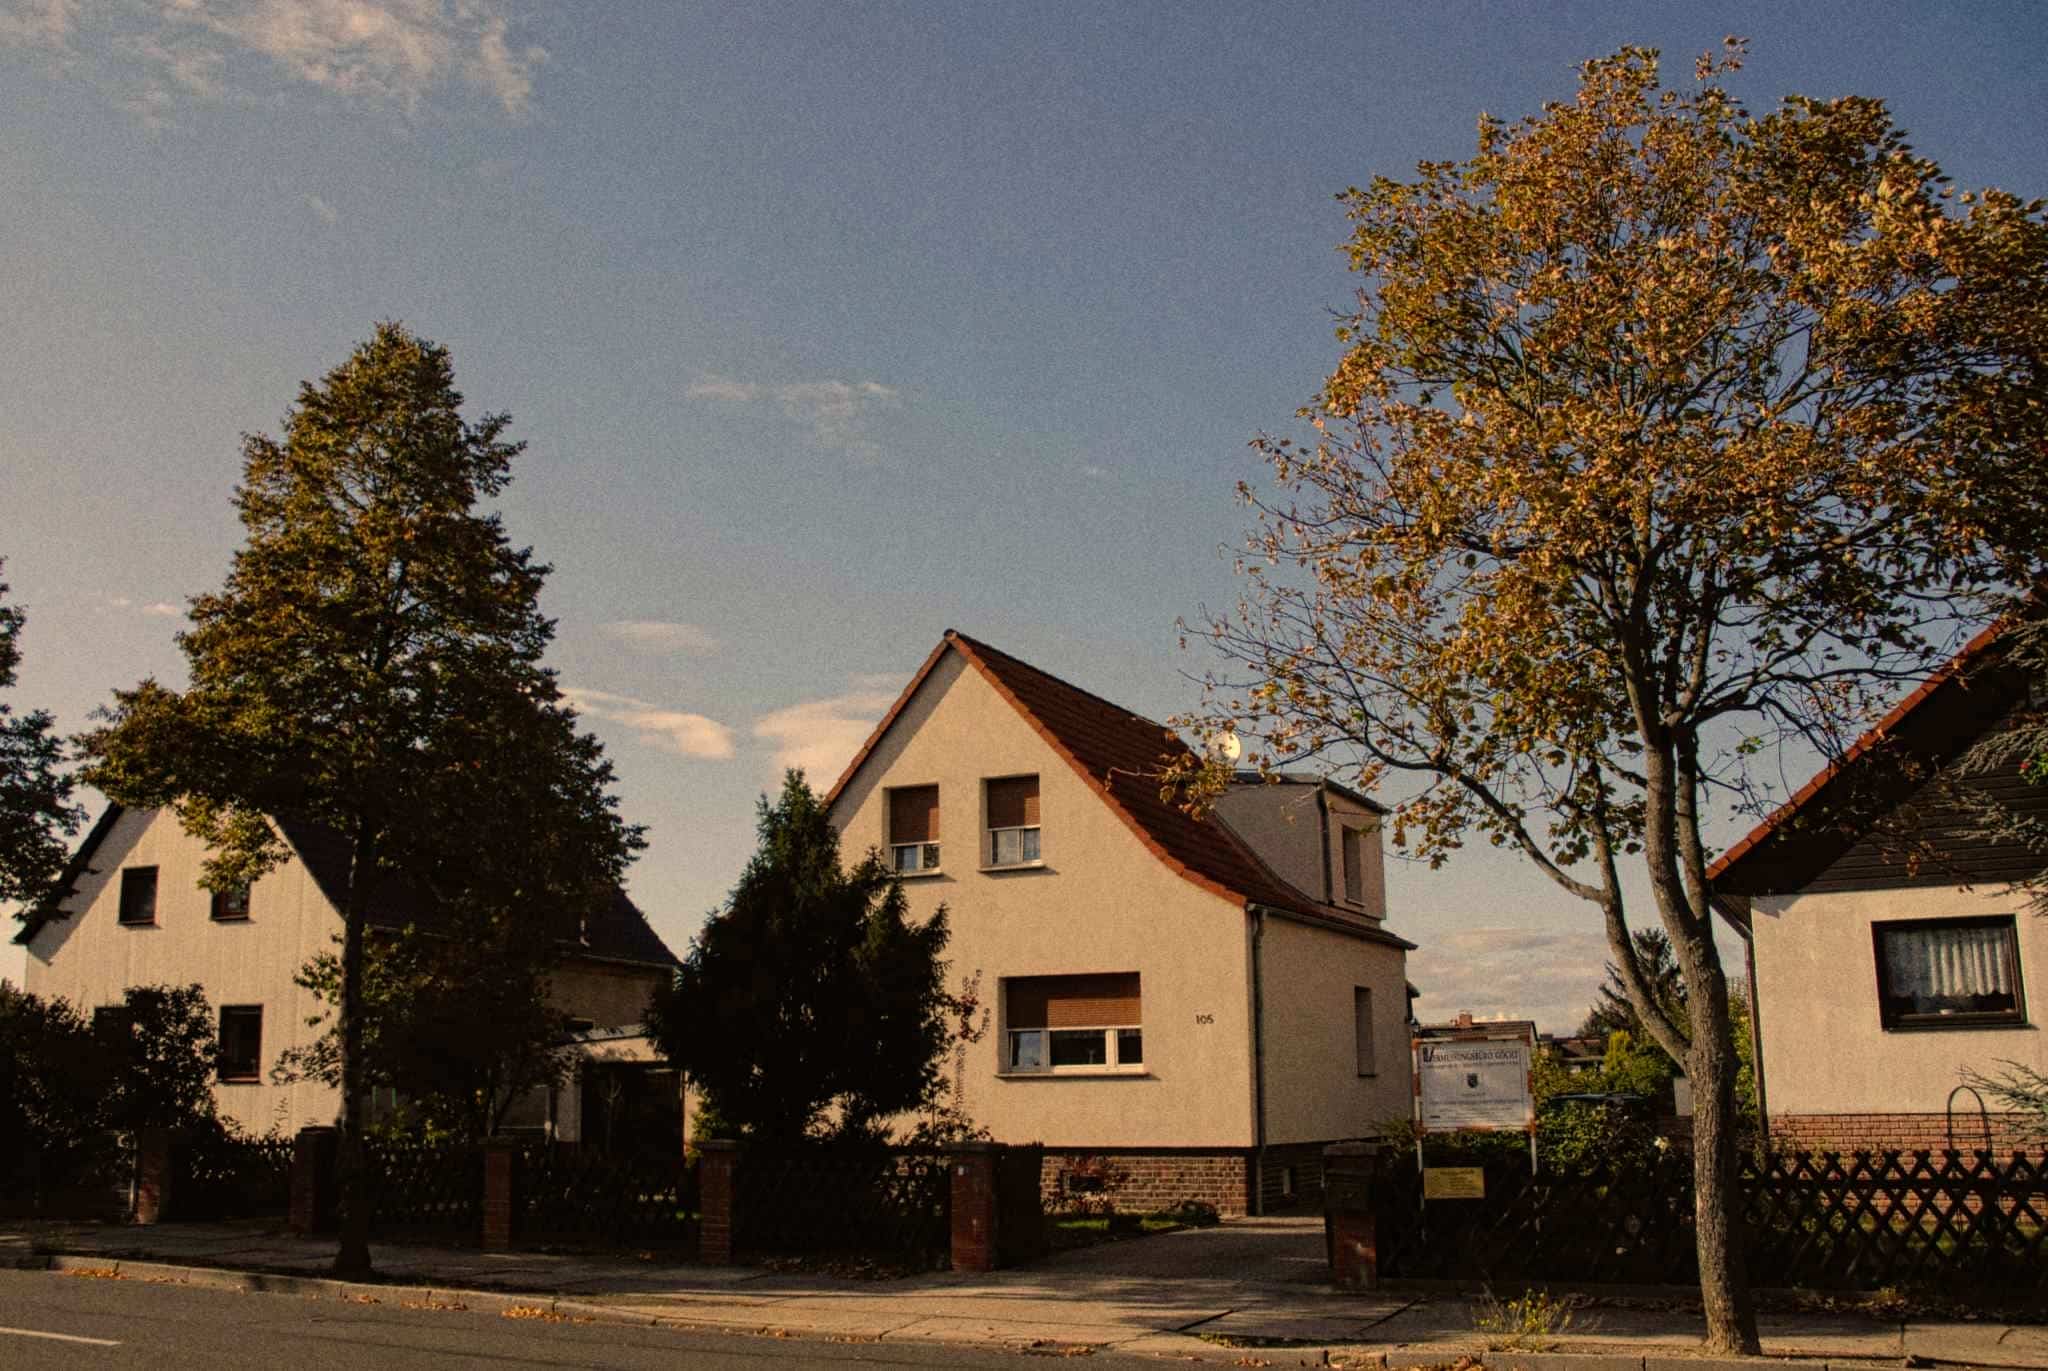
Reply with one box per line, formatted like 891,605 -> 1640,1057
823,634 -> 956,808
11,803 -> 126,946
946,635 -> 1259,912
1706,620 -> 2008,887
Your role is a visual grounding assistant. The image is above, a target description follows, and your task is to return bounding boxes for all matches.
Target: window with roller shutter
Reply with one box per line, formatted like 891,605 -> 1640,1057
1003,971 -> 1142,1073
887,784 -> 941,874
985,774 -> 1041,867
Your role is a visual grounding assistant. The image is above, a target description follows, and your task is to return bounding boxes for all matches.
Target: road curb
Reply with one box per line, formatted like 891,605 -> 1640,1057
9,1256 -> 2038,1370
20,1253 -> 618,1323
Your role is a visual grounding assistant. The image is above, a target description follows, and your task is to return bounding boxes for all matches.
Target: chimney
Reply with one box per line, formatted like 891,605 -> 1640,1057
1453,1011 -> 1474,1029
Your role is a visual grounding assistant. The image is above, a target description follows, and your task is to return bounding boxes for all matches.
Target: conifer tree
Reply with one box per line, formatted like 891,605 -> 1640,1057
647,772 -> 951,1145
0,563 -> 82,915
80,323 -> 641,1275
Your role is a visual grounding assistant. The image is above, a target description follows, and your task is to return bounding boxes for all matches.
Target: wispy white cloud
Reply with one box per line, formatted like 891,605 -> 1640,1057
752,685 -> 901,782
0,0 -> 75,49
97,592 -> 183,619
1407,926 -> 1612,1037
597,620 -> 718,655
564,687 -> 736,761
688,375 -> 903,463
2,0 -> 547,125
303,192 -> 337,224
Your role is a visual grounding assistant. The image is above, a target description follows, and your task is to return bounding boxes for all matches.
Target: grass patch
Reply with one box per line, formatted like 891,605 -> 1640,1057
1473,1288 -> 1584,1351
1050,1202 -> 1221,1252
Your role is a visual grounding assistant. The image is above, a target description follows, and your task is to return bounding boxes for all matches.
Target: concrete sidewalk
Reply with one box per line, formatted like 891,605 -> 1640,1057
4,1217 -> 2041,1368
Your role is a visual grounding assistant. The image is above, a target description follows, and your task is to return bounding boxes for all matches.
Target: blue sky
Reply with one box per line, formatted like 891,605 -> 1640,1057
3,1 -> 2044,1030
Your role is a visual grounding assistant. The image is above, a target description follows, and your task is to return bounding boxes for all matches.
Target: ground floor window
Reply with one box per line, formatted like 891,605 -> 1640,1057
218,1005 -> 263,1082
1004,972 -> 1143,1073
1873,915 -> 2025,1029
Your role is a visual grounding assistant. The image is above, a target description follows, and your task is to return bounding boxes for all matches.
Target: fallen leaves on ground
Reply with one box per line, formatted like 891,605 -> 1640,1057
498,1304 -> 594,1324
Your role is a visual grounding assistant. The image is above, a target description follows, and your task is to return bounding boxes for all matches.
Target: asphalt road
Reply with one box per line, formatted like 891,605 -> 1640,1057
0,1270 -> 1158,1370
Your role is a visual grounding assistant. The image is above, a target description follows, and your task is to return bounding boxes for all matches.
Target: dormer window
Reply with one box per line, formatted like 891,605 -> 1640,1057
986,775 -> 1041,867
888,784 -> 941,875
1341,826 -> 1365,906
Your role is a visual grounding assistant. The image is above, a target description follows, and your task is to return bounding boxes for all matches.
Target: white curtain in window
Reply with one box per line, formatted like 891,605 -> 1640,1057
1885,924 -> 2012,999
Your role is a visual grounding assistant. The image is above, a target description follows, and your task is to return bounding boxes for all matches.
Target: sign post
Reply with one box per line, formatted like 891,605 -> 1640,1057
1411,1022 -> 1538,1195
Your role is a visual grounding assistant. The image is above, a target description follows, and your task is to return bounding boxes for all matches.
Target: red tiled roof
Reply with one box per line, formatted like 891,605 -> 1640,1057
827,630 -> 1406,939
1707,620 -> 2010,887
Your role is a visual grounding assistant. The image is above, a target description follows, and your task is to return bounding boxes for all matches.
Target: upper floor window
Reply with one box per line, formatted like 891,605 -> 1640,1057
210,884 -> 252,921
1873,916 -> 2025,1030
986,775 -> 1041,867
218,1005 -> 263,1083
1005,972 -> 1141,1074
1341,826 -> 1365,905
888,784 -> 941,875
118,867 -> 159,926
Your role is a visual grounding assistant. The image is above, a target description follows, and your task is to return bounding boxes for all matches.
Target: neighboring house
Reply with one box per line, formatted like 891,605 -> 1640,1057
825,630 -> 1415,1215
1539,1033 -> 1608,1078
1710,625 -> 2048,1153
16,805 -> 681,1143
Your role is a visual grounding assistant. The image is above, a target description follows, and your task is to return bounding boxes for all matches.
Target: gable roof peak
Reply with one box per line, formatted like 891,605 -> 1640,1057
827,631 -> 1409,946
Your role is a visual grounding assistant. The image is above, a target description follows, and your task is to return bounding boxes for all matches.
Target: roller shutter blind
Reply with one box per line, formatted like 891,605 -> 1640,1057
986,776 -> 1040,829
888,785 -> 939,843
1007,972 -> 1141,1028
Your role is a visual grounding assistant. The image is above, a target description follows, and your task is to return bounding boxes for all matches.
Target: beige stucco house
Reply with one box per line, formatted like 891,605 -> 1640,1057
826,630 -> 1415,1214
1711,624 -> 2048,1154
16,804 -> 679,1144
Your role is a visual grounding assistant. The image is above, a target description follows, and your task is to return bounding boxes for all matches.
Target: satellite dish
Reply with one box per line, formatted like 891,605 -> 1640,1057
1209,731 -> 1242,763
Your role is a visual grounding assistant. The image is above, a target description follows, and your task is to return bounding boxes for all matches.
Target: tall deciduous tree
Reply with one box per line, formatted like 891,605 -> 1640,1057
0,564 -> 83,915
646,772 -> 951,1145
78,323 -> 641,1275
1184,44 -> 2048,1353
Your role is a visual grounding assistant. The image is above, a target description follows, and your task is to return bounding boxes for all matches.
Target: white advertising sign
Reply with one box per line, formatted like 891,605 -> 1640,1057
1415,1036 -> 1533,1134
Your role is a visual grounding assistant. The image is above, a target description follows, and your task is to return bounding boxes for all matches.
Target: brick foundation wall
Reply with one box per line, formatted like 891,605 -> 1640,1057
1039,1149 -> 1251,1217
1770,1111 -> 2041,1155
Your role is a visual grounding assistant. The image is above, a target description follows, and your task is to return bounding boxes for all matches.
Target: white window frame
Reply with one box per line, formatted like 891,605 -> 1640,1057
1005,1023 -> 1144,1075
986,824 -> 1041,868
890,841 -> 942,875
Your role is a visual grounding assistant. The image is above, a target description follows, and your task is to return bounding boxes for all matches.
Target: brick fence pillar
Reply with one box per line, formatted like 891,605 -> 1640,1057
134,1128 -> 176,1225
482,1138 -> 519,1251
698,1140 -> 739,1265
1323,1141 -> 1380,1292
289,1126 -> 339,1236
948,1142 -> 1002,1273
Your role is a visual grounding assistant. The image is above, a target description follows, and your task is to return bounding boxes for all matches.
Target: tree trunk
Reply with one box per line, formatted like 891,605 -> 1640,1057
333,830 -> 377,1277
1686,960 -> 1760,1354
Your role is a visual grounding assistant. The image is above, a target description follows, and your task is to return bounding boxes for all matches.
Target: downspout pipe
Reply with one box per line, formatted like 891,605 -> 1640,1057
1742,920 -> 1769,1152
1314,784 -> 1334,904
1250,904 -> 1268,1218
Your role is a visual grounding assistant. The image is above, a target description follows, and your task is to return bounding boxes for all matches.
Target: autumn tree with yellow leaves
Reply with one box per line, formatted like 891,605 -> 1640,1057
1185,44 -> 2048,1352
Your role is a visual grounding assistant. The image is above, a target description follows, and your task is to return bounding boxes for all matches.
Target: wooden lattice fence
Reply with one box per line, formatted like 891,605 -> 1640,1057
366,1136 -> 484,1240
517,1145 -> 699,1249
1373,1148 -> 2048,1294
175,1131 -> 293,1219
736,1147 -> 951,1257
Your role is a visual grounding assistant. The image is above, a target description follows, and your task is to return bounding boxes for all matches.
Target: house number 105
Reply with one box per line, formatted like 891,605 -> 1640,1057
1194,1013 -> 1215,1025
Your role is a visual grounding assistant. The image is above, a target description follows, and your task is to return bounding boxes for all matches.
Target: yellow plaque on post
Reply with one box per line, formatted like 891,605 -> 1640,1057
1422,1167 -> 1485,1200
